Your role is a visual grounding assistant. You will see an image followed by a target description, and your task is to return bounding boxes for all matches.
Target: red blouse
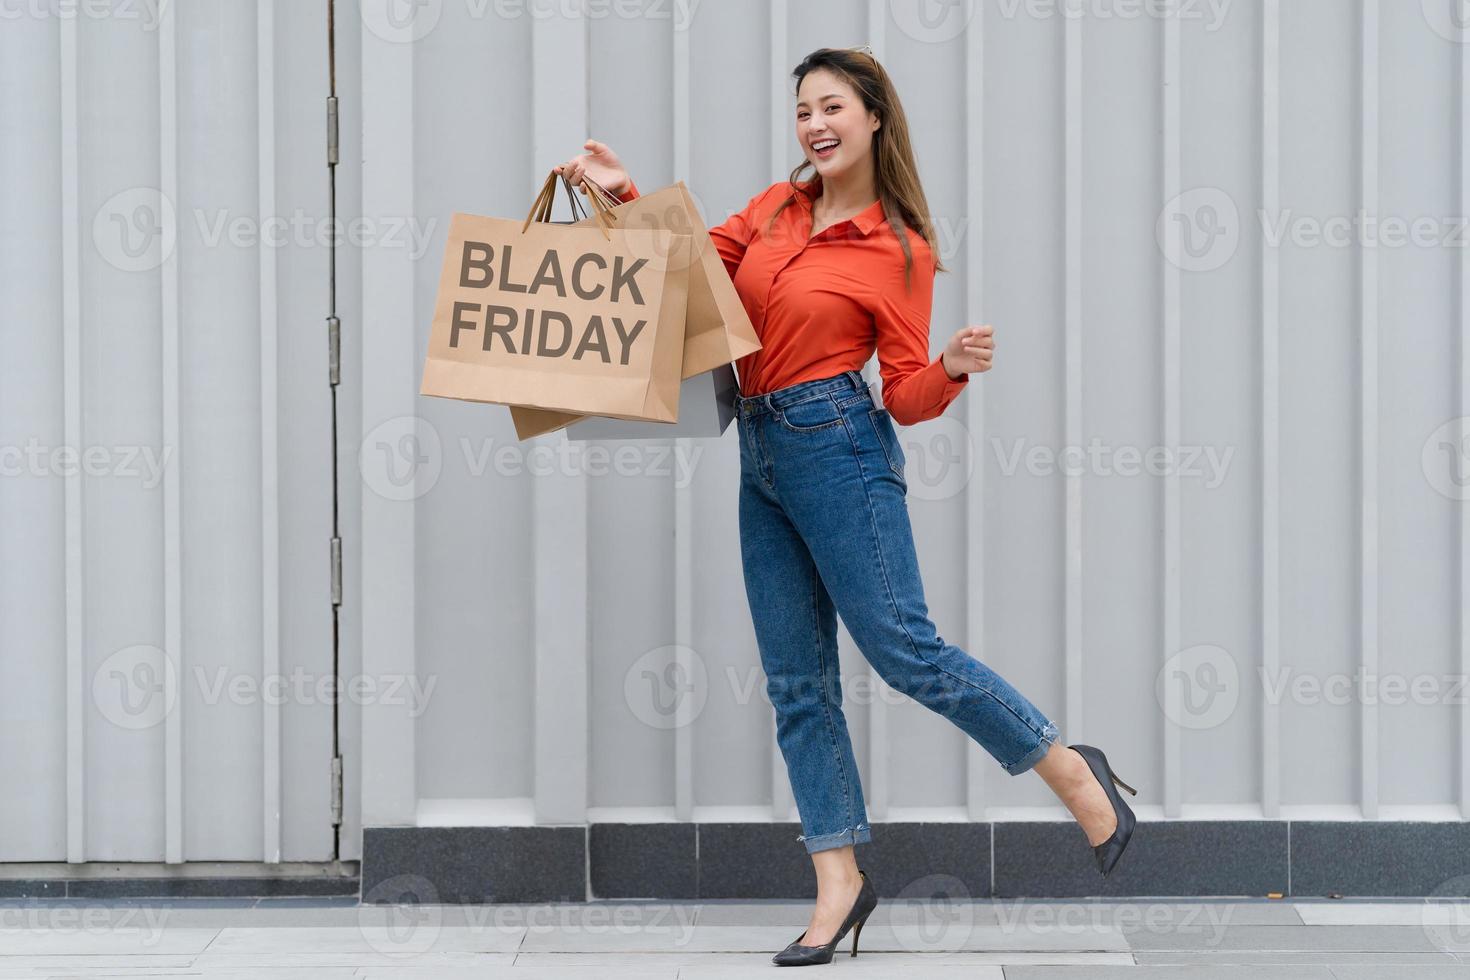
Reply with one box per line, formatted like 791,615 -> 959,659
614,178 -> 968,426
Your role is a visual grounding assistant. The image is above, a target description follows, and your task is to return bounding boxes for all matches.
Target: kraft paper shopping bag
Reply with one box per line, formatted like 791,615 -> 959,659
420,170 -> 692,422
507,177 -> 760,439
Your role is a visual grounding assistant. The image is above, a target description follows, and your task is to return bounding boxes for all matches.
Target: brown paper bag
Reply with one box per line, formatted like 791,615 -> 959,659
508,177 -> 761,440
420,170 -> 692,422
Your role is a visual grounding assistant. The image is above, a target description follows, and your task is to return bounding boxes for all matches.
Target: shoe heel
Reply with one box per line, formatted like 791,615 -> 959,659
1109,770 -> 1138,796
850,916 -> 864,957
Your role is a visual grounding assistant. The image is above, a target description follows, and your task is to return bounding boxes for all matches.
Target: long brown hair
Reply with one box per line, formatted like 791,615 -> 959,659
765,47 -> 944,292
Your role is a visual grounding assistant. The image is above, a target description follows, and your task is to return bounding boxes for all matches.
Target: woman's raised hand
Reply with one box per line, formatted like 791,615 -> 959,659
554,139 -> 630,197
941,324 -> 995,380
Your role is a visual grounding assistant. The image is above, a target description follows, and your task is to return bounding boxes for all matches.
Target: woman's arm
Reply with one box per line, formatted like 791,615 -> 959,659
870,240 -> 968,427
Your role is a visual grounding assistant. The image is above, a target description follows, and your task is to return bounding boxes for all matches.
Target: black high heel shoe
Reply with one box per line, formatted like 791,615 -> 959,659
771,868 -> 878,966
1068,744 -> 1139,877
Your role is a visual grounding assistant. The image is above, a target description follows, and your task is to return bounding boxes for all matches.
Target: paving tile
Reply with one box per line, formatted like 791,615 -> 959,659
1135,950 -> 1461,966
1328,967 -> 1470,979
1004,968 -> 1333,980
0,925 -> 217,956
1126,924 -> 1450,953
200,923 -> 523,956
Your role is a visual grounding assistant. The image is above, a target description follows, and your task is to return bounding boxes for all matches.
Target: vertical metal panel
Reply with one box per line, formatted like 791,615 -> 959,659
0,0 -> 334,862
963,0 -> 987,818
359,2 -> 417,827
864,0 -> 889,825
1161,1 -> 1182,820
767,0 -> 791,825
1063,0 -> 1084,749
59,12 -> 86,864
257,0 -> 282,863
1261,0 -> 1282,820
0,10 -> 68,862
1359,0 -> 1380,821
158,0 -> 181,866
530,1 -> 590,826
1462,12 -> 1470,821
672,7 -> 695,824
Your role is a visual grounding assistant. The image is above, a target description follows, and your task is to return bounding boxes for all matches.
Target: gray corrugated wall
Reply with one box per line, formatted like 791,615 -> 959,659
0,0 -> 1465,864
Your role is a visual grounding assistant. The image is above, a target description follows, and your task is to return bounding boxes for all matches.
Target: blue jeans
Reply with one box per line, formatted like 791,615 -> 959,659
736,369 -> 1061,855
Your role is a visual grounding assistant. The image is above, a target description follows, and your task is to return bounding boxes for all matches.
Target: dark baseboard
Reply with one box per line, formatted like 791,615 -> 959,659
0,876 -> 360,900
360,820 -> 1470,903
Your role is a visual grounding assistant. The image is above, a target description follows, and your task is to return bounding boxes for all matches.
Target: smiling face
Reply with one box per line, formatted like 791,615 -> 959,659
796,67 -> 881,180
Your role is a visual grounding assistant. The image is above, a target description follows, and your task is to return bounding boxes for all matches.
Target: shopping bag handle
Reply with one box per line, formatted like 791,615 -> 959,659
522,168 -> 618,240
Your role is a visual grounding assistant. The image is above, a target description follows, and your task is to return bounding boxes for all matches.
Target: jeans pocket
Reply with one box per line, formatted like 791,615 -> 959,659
777,394 -> 843,432
868,407 -> 906,482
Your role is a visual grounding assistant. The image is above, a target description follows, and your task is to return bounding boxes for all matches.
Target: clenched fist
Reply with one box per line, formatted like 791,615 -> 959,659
941,324 -> 994,380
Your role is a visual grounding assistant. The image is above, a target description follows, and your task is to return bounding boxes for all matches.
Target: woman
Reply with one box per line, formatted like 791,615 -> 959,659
557,46 -> 1138,967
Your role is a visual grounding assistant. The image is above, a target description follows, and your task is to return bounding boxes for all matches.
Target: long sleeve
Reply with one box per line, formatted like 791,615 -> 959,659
870,239 -> 968,426
614,178 -> 764,283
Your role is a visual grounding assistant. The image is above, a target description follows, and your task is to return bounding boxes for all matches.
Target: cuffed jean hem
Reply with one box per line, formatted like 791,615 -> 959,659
797,822 -> 872,854
1001,721 -> 1061,776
